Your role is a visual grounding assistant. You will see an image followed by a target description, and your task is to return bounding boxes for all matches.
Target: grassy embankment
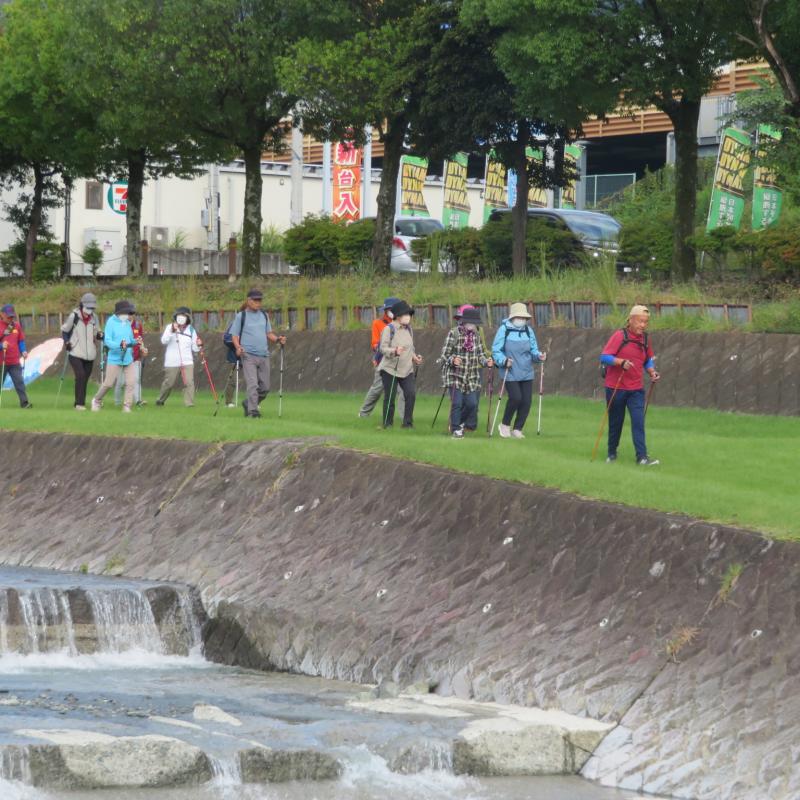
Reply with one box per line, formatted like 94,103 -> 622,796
2,378 -> 797,539
2,271 -> 800,332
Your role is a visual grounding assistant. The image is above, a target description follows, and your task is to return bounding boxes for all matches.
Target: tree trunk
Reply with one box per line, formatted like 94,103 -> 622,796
511,127 -> 529,276
126,151 -> 146,276
371,116 -> 406,272
24,163 -> 44,281
242,142 -> 263,277
668,98 -> 701,281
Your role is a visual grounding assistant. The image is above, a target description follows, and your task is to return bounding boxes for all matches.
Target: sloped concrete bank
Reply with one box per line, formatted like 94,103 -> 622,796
33,328 -> 800,415
0,431 -> 797,798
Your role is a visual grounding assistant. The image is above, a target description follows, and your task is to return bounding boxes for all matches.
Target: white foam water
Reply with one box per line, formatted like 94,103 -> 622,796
0,648 -> 210,674
86,589 -> 164,654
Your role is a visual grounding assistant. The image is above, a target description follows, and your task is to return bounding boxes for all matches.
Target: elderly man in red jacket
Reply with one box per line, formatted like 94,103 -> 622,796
0,304 -> 31,408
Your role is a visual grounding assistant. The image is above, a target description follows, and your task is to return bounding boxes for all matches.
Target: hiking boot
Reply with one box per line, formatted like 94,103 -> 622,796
90,398 -> 102,412
75,405 -> 87,412
155,399 -> 165,406
498,423 -> 511,438
21,402 -> 33,409
136,400 -> 147,407
452,425 -> 465,438
248,410 -> 262,418
358,411 -> 370,418
511,429 -> 525,439
637,456 -> 660,466
401,422 -> 414,429
606,453 -> 617,463
122,404 -> 132,413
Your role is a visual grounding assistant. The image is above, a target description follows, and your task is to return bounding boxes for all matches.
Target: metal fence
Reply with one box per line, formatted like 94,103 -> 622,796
584,173 -> 636,208
17,301 -> 752,335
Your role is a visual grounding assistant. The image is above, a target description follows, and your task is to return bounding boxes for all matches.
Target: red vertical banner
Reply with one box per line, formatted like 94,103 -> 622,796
332,141 -> 362,222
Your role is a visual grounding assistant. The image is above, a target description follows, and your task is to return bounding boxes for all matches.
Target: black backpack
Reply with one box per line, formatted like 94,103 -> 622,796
600,328 -> 649,378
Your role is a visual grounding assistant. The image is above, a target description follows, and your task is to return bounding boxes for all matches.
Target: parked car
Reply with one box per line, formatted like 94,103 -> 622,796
486,208 -> 622,266
356,216 -> 446,273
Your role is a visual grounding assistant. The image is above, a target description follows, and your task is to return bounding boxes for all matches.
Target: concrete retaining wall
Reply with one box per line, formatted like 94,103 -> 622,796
37,328 -> 800,415
0,430 -> 797,798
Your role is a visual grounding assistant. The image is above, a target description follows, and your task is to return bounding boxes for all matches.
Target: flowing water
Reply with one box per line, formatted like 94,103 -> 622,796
0,566 -> 649,800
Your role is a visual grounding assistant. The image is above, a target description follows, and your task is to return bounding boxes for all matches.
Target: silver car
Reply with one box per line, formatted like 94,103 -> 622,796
391,217 -> 445,272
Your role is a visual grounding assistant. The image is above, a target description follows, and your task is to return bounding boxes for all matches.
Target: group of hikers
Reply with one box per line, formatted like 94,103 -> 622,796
0,289 -> 659,464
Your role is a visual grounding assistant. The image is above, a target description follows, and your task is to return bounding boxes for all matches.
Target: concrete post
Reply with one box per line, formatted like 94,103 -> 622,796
290,122 -> 304,226
140,240 -> 149,276
228,236 -> 237,278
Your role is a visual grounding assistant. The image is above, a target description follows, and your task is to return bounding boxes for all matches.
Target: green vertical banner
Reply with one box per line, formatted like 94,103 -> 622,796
706,128 -> 751,231
483,152 -> 507,224
442,152 -> 470,229
752,124 -> 783,230
561,144 -> 582,209
526,147 -> 547,207
400,155 -> 430,217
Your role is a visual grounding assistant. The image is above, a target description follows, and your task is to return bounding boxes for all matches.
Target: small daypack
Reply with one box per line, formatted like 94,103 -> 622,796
600,328 -> 650,378
374,322 -> 410,365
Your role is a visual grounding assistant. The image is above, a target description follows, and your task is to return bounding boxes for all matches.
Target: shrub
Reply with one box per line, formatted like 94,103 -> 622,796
339,218 -> 375,268
32,239 -> 64,281
283,214 -> 343,276
81,239 -> 104,277
260,223 -> 286,255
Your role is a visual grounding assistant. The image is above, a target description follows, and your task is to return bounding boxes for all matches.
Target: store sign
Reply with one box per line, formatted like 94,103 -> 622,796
107,183 -> 128,215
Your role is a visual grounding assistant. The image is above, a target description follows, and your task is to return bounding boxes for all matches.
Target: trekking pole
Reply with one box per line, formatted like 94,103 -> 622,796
54,347 -> 70,408
278,342 -> 285,418
489,365 -> 510,437
98,341 -> 105,386
485,366 -> 494,433
199,347 -> 218,402
644,380 -> 656,418
213,363 -> 237,417
591,372 -> 624,462
0,355 -> 5,410
536,338 -> 552,436
431,386 -> 448,429
234,360 -> 240,407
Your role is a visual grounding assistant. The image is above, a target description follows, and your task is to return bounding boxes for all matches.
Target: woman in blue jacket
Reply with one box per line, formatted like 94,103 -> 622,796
491,303 -> 547,438
91,300 -> 140,413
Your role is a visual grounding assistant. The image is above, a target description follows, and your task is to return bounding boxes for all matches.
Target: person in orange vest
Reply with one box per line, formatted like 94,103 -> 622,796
0,304 -> 32,408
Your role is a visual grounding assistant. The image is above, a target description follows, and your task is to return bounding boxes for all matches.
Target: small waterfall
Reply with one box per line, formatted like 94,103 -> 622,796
177,590 -> 203,654
86,589 -> 165,654
0,746 -> 31,784
210,753 -> 243,787
13,589 -> 77,655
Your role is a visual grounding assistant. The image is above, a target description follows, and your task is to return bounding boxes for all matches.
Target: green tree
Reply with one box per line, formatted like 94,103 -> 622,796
81,239 -> 104,277
64,0 -> 231,275
487,0 -> 747,281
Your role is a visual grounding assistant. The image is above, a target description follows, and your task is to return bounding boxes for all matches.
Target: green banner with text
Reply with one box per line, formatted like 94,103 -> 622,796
400,156 -> 430,217
752,124 -> 783,231
442,152 -> 470,229
707,128 -> 751,231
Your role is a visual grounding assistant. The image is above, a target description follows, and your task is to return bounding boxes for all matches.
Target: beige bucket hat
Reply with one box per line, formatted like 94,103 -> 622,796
508,302 -> 532,319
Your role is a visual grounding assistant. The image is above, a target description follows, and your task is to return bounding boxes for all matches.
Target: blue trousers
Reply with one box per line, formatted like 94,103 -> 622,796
448,387 -> 479,431
606,387 -> 647,460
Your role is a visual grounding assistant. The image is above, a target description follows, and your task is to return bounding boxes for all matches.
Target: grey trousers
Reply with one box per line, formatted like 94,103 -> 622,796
242,352 -> 270,413
158,365 -> 195,406
360,363 -> 403,417
114,360 -> 142,404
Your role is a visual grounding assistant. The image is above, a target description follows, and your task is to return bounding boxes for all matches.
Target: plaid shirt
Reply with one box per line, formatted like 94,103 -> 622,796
440,326 -> 491,392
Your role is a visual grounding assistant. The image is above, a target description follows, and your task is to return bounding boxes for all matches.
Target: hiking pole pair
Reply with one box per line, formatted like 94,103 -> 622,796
278,342 -> 285,418
213,362 -> 237,417
54,346 -> 71,408
489,365 -> 511,437
199,346 -> 218,403
591,371 -> 625,462
535,338 -> 552,436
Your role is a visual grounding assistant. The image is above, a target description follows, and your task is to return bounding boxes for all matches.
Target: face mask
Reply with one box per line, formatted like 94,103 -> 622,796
176,315 -> 188,325
118,314 -> 130,322
398,314 -> 411,326
463,323 -> 477,332
511,318 -> 526,328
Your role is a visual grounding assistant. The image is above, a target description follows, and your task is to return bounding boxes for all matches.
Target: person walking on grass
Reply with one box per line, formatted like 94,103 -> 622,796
600,304 -> 660,466
0,304 -> 32,409
61,292 -> 103,410
156,307 -> 200,407
440,306 -> 493,438
379,300 -> 423,429
491,302 -> 547,439
358,296 -> 404,420
91,300 -> 140,413
231,289 -> 286,419
115,312 -> 147,407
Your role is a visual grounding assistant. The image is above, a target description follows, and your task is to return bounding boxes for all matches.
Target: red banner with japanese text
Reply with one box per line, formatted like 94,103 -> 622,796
332,141 -> 362,222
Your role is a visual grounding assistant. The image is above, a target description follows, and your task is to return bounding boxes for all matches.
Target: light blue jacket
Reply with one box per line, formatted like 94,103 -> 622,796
491,318 -> 542,382
103,315 -> 135,366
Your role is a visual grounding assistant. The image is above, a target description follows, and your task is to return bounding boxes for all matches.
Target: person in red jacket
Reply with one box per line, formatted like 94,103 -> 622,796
0,304 -> 31,408
358,297 -> 403,419
600,304 -> 660,465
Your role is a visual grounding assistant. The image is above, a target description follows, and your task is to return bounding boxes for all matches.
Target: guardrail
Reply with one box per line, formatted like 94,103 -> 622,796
17,300 -> 752,334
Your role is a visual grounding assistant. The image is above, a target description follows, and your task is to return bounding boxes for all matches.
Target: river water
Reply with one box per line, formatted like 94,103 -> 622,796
0,566 -> 646,800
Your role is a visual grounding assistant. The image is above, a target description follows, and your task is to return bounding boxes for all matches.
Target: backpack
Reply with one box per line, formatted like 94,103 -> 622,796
600,328 -> 650,378
223,309 -> 270,361
502,324 -> 532,349
374,322 -> 409,365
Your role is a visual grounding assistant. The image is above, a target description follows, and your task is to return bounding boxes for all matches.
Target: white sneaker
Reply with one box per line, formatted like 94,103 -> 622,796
75,405 -> 87,411
498,423 -> 511,438
90,399 -> 101,412
226,403 -> 235,408
122,404 -> 132,413
511,429 -> 525,439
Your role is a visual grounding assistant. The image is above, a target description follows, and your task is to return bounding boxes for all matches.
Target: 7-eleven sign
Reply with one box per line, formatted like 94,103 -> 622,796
107,183 -> 128,215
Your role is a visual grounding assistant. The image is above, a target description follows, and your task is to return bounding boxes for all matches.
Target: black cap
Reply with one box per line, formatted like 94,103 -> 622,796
390,300 -> 414,318
247,288 -> 263,300
114,300 -> 135,315
173,306 -> 192,321
459,307 -> 482,325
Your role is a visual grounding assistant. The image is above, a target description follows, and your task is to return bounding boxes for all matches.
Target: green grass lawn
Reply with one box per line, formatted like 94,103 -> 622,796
2,378 -> 798,539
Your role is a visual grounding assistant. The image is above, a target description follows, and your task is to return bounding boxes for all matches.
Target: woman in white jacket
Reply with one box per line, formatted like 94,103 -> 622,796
155,306 -> 201,407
